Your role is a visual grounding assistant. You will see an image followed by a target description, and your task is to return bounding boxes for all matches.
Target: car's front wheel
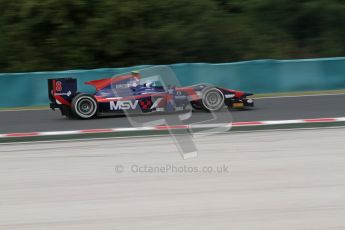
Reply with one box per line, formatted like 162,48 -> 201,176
200,87 -> 225,112
71,94 -> 98,119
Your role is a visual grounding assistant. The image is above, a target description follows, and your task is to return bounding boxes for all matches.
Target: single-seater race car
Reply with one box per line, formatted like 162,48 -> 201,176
48,66 -> 254,119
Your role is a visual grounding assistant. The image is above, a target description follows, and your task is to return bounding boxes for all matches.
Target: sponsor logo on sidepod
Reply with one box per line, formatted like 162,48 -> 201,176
109,98 -> 163,111
110,100 -> 139,110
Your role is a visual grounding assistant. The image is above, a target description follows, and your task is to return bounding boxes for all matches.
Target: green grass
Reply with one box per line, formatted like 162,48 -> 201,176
253,89 -> 345,98
0,105 -> 49,111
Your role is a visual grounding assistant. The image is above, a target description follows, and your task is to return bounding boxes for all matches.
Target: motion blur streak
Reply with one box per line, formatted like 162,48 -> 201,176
1,128 -> 345,229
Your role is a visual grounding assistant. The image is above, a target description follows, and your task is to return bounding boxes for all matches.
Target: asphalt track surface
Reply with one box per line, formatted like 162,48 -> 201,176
1,128 -> 345,229
1,94 -> 345,134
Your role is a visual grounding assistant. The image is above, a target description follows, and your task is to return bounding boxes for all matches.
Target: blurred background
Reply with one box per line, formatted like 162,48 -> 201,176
0,0 -> 344,73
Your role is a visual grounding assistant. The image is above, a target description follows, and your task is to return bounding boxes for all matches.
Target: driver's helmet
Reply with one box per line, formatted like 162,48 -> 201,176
129,71 -> 140,87
144,81 -> 154,88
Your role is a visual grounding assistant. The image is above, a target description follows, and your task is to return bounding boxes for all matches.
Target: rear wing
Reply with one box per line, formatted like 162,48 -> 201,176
48,78 -> 77,104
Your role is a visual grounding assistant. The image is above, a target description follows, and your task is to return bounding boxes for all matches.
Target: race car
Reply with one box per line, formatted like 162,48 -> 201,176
48,67 -> 254,119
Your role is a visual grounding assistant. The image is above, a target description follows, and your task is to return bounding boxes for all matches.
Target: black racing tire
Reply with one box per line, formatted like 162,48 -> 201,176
71,94 -> 98,119
200,87 -> 225,112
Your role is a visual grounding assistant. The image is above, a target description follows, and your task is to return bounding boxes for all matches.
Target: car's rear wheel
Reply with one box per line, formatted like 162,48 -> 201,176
200,87 -> 225,112
71,94 -> 98,119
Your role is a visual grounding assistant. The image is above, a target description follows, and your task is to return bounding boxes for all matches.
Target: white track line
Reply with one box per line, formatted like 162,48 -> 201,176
2,125 -> 345,146
1,117 -> 345,139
